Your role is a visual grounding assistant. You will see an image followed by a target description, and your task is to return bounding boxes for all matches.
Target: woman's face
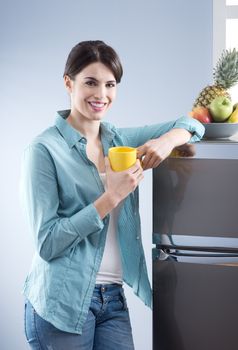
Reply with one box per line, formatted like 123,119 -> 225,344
65,62 -> 117,121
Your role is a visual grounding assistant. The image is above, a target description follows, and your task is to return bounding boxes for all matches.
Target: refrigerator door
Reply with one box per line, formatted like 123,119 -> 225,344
153,247 -> 238,350
153,141 -> 238,239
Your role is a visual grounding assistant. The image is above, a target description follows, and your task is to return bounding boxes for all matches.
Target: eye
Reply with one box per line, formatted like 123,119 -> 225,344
106,83 -> 116,88
85,80 -> 97,87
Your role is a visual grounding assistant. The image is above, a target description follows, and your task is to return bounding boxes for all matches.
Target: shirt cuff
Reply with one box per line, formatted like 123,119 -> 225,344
174,116 -> 205,142
69,203 -> 105,241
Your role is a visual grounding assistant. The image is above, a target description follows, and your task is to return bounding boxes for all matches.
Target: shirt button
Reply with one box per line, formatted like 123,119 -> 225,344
136,236 -> 140,240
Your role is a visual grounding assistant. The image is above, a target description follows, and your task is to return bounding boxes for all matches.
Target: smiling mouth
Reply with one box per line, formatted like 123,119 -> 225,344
88,101 -> 107,111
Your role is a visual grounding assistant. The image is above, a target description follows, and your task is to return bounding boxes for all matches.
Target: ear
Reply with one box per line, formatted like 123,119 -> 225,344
64,75 -> 73,93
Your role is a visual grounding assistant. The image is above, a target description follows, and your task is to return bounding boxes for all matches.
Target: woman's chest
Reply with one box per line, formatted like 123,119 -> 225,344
86,141 -> 106,173
54,145 -> 106,210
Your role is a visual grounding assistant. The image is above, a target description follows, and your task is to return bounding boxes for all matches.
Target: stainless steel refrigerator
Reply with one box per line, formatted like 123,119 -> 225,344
152,138 -> 238,350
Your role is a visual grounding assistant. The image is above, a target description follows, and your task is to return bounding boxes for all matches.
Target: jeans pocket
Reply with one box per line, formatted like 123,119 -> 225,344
24,300 -> 36,344
24,300 -> 44,349
119,289 -> 128,311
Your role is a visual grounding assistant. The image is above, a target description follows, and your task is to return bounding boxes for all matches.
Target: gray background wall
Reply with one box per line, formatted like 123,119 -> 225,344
1,0 -> 212,349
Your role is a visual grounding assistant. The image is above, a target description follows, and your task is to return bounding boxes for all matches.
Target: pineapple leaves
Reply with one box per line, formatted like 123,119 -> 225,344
193,48 -> 237,108
213,48 -> 238,89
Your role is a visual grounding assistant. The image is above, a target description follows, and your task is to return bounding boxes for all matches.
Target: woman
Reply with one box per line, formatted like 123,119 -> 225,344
22,40 -> 204,350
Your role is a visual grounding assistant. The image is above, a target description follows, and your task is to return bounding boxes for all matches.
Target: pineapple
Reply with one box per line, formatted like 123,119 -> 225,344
193,48 -> 238,108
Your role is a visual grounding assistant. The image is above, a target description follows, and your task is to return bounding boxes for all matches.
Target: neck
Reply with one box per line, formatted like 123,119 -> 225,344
67,111 -> 101,142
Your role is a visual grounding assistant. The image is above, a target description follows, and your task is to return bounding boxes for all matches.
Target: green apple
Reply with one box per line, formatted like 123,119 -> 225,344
209,96 -> 233,122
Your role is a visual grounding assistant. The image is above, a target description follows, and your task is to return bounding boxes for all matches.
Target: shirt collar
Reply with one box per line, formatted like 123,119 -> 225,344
55,110 -> 116,148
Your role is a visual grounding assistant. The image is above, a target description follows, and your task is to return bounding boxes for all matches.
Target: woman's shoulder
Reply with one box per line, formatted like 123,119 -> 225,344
28,125 -> 61,149
22,126 -> 65,161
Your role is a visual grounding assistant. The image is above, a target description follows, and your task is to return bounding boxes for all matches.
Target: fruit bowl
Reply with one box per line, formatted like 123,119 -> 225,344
202,122 -> 238,139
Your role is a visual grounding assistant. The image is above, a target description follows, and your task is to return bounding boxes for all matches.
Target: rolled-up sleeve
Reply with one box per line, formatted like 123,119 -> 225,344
20,143 -> 104,262
117,116 -> 205,147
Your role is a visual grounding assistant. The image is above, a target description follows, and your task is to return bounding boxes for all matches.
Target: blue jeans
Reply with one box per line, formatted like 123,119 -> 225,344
24,284 -> 135,350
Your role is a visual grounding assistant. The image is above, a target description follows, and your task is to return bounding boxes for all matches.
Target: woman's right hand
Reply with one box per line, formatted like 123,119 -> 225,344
104,157 -> 144,204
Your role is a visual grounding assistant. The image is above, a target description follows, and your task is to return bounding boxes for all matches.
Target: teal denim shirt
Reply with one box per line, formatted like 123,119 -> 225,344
21,110 -> 204,334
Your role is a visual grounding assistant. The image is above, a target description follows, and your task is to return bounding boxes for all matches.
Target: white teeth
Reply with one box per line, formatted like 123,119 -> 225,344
89,102 -> 105,108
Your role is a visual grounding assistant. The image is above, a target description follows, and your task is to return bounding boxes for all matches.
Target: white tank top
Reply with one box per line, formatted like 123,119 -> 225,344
96,173 -> 123,285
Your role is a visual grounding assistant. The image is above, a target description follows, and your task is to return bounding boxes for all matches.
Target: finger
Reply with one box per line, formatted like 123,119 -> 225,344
133,173 -> 144,190
137,158 -> 143,169
135,166 -> 144,177
136,145 -> 146,159
128,159 -> 142,173
105,156 -> 112,171
136,172 -> 144,183
144,154 -> 160,170
141,153 -> 153,170
153,159 -> 163,168
146,158 -> 161,169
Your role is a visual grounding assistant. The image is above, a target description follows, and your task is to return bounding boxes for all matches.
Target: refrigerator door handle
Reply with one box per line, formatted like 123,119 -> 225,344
156,240 -> 238,254
154,247 -> 238,266
162,247 -> 238,258
153,234 -> 238,253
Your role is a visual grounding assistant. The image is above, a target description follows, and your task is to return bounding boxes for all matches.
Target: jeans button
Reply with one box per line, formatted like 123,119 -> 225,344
101,286 -> 106,292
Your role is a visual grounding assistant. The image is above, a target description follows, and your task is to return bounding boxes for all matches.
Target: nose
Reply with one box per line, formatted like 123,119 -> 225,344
94,84 -> 106,100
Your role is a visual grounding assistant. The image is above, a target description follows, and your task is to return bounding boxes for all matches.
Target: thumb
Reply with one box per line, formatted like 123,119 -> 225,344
136,145 -> 146,159
104,156 -> 111,170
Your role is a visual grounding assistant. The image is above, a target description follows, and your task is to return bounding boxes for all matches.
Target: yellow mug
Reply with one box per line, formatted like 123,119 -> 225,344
108,146 -> 137,171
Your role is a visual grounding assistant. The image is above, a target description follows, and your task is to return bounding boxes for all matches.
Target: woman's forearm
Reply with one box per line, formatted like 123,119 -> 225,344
165,128 -> 192,148
94,191 -> 120,220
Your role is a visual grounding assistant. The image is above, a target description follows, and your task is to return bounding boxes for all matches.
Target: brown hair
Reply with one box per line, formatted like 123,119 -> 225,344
63,40 -> 123,83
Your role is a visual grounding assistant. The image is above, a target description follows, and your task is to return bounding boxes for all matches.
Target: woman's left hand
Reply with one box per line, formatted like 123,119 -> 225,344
136,134 -> 175,170
136,129 -> 193,170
